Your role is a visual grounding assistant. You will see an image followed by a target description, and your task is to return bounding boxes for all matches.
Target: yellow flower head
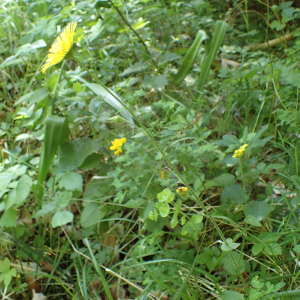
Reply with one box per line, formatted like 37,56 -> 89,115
41,22 -> 77,73
233,144 -> 249,158
110,138 -> 127,155
177,187 -> 188,195
161,171 -> 167,180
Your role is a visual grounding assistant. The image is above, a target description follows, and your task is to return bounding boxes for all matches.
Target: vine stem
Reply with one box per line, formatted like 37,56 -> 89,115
72,56 -> 249,292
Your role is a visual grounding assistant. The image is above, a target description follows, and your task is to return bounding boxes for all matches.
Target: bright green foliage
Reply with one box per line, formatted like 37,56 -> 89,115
1,0 -> 300,298
0,258 -> 17,286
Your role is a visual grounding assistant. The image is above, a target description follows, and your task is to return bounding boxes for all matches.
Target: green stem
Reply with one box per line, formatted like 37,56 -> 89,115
73,56 -> 248,293
108,0 -> 158,69
51,61 -> 65,114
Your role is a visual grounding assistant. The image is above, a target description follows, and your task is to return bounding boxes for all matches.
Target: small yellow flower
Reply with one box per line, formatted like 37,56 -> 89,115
233,144 -> 249,158
41,22 -> 77,73
177,187 -> 188,195
110,138 -> 127,155
161,171 -> 167,180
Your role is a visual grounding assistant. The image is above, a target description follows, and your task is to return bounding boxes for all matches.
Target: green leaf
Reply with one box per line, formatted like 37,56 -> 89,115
221,238 -> 240,251
0,172 -> 14,195
213,174 -> 236,188
142,75 -> 168,90
37,115 -> 69,199
252,243 -> 264,256
170,215 -> 178,229
221,184 -> 245,204
80,203 -> 108,228
0,258 -> 16,287
198,21 -> 228,91
157,188 -> 175,203
51,211 -> 74,228
173,30 -> 208,85
293,245 -> 300,253
57,138 -> 94,172
32,203 -> 56,218
264,243 -> 282,256
54,190 -> 72,209
77,78 -> 134,124
58,172 -> 83,192
247,201 -> 270,221
0,208 -> 17,227
0,257 -> 10,273
222,251 -> 245,275
245,215 -> 262,227
16,174 -> 33,206
155,202 -> 170,218
221,291 -> 245,300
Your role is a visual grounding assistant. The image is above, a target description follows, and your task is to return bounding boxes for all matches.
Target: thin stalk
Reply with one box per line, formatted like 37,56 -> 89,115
73,57 -> 249,292
108,0 -> 158,69
51,61 -> 65,114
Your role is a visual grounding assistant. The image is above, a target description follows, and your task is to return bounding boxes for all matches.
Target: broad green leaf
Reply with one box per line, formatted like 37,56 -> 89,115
170,215 -> 178,229
252,243 -> 264,256
58,172 -> 83,191
264,243 -> 282,256
173,30 -> 207,85
0,257 -> 10,273
247,201 -> 270,221
213,173 -> 236,187
54,190 -> 72,209
0,172 -> 14,195
221,291 -> 244,300
51,211 -> 74,228
155,202 -> 170,218
221,238 -> 240,251
76,78 -> 134,124
80,203 -> 108,228
57,138 -> 94,172
293,245 -> 300,253
16,174 -> 33,206
32,203 -> 56,218
221,184 -> 245,204
222,251 -> 245,275
0,208 -> 17,227
245,215 -> 262,227
142,75 -> 168,90
0,258 -> 16,287
37,115 -> 69,199
198,21 -> 228,91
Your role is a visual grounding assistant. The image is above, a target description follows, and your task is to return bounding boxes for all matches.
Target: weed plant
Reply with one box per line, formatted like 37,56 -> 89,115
1,0 -> 300,299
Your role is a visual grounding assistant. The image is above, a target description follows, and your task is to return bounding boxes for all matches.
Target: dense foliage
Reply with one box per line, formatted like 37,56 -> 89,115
1,0 -> 300,299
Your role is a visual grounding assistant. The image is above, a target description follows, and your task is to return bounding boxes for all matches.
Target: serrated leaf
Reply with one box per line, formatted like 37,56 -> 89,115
32,203 -> 56,218
54,190 -> 72,209
51,211 -> 74,228
58,172 -> 83,191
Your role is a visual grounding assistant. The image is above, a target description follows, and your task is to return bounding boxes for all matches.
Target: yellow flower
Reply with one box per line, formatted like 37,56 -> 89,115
110,138 -> 127,155
177,187 -> 188,195
41,22 -> 77,73
161,171 -> 167,180
233,144 -> 249,158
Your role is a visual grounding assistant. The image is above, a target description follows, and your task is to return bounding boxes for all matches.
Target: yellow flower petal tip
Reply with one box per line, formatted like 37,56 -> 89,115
41,22 -> 77,73
232,144 -> 249,158
110,138 -> 127,155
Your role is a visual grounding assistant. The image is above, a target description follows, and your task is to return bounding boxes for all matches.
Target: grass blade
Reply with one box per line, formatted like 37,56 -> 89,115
173,30 -> 208,85
198,20 -> 228,92
37,115 -> 69,200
